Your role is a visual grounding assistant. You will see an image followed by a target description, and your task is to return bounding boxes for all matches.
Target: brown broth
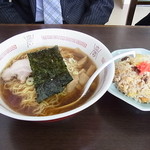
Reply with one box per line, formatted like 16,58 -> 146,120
0,46 -> 99,116
0,80 -> 35,116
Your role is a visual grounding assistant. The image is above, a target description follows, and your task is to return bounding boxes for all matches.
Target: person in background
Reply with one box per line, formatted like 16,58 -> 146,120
0,0 -> 114,24
135,13 -> 150,26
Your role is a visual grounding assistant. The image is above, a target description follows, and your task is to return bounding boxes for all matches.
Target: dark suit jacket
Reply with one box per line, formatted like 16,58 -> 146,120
0,0 -> 114,24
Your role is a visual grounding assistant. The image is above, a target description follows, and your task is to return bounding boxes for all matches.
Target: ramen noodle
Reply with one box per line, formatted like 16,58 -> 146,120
0,47 -> 98,116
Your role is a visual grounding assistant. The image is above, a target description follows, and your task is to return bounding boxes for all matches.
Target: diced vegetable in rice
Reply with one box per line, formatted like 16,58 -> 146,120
113,54 -> 150,103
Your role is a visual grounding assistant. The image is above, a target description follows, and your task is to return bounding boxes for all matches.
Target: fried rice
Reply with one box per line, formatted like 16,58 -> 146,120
113,54 -> 150,103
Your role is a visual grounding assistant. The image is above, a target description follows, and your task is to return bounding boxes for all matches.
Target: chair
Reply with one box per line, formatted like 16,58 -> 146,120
126,0 -> 150,25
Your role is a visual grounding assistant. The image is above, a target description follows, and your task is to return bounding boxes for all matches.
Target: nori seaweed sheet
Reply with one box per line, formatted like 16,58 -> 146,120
27,46 -> 73,103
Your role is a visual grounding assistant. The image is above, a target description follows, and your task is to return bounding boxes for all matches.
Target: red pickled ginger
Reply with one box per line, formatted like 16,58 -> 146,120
136,61 -> 150,75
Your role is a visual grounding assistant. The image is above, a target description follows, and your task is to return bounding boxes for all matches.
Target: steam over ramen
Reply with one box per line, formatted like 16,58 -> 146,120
0,46 -> 98,116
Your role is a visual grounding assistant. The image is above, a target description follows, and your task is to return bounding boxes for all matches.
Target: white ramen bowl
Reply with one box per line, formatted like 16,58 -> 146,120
0,28 -> 115,121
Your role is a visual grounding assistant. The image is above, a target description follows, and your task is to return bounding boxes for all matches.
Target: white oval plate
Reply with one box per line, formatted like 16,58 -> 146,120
108,48 -> 150,111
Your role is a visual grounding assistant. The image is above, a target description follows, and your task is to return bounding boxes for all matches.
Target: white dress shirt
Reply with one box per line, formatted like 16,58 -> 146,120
35,0 -> 44,22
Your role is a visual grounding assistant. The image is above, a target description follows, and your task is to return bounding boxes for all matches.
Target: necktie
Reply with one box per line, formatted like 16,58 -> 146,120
43,0 -> 63,24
